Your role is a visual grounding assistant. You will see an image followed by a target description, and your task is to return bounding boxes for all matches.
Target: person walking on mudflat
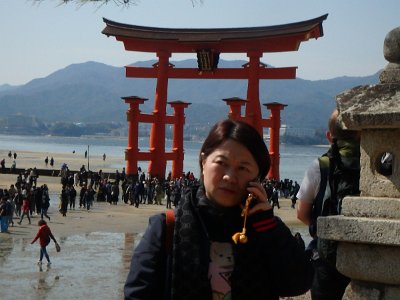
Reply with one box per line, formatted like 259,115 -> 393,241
31,219 -> 59,265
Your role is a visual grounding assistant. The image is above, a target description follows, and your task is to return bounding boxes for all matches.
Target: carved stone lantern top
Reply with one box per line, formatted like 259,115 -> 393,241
335,27 -> 400,130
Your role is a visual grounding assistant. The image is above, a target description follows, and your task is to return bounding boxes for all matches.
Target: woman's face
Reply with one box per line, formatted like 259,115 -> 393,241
201,139 -> 259,207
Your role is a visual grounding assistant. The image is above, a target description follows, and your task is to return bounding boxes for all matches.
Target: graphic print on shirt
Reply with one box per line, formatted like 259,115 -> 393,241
208,241 -> 234,300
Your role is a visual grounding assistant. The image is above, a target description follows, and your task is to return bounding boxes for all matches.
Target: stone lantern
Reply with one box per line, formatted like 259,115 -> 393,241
317,27 -> 400,299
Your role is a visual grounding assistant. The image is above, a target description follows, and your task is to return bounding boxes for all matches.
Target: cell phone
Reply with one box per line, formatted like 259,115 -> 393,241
241,176 -> 260,204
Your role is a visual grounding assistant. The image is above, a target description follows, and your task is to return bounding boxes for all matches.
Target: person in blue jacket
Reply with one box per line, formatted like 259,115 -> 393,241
125,119 -> 313,300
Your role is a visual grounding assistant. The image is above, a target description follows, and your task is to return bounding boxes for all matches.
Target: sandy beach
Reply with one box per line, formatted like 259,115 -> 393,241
0,149 -> 310,299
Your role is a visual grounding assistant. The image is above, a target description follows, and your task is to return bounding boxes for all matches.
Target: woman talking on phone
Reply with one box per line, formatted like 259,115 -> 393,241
125,119 -> 313,300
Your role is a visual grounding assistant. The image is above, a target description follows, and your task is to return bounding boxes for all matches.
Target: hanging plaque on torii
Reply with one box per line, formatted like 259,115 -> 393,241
102,14 -> 328,180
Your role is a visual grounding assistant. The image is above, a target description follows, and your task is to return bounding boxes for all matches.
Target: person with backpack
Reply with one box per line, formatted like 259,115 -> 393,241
125,119 -> 312,300
296,109 -> 361,300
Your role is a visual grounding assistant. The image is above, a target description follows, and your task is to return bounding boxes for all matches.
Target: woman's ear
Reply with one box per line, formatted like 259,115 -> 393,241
200,152 -> 206,176
200,152 -> 206,167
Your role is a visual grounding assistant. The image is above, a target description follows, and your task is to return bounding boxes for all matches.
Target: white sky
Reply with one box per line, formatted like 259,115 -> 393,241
1,0 -> 399,85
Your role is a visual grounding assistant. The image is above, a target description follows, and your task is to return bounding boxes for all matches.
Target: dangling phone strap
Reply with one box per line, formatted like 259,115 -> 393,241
232,194 -> 253,244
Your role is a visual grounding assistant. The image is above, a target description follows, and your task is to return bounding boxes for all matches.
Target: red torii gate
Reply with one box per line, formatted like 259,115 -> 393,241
102,14 -> 327,180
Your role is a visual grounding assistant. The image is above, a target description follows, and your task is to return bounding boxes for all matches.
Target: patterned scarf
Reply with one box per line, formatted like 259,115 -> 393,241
170,185 -> 242,300
170,185 -> 210,299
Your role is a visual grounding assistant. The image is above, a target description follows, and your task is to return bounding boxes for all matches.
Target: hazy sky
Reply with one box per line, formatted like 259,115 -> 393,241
1,0 -> 399,85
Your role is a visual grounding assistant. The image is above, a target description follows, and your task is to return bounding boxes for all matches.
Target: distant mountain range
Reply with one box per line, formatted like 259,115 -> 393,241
0,59 -> 379,133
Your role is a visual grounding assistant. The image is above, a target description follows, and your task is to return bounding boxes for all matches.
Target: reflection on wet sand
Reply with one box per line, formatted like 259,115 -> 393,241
35,265 -> 58,300
122,233 -> 135,273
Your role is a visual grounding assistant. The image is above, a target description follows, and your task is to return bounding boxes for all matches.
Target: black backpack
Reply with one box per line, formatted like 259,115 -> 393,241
311,139 -> 360,266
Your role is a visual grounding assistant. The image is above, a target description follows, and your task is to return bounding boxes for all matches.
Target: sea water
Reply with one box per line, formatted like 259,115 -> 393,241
0,134 -> 328,182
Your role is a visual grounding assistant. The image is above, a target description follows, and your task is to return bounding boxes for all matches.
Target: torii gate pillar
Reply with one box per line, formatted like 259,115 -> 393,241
264,102 -> 287,181
148,51 -> 171,178
223,97 -> 247,121
168,101 -> 191,179
122,96 -> 148,176
246,51 -> 263,135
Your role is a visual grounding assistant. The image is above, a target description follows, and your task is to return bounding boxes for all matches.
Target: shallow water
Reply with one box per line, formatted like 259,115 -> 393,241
0,225 -> 310,300
0,134 -> 326,182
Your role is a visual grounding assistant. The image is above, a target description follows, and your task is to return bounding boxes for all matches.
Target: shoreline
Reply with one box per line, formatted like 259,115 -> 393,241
0,148 -> 123,175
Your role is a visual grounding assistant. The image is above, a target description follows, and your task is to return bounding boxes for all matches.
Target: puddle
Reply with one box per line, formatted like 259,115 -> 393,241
0,232 -> 135,300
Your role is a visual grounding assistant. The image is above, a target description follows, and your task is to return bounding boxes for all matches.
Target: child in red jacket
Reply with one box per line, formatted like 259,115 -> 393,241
31,219 -> 59,265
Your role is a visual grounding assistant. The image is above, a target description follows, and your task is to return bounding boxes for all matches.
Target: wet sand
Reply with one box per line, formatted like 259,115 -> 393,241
0,189 -> 166,299
0,149 -> 310,299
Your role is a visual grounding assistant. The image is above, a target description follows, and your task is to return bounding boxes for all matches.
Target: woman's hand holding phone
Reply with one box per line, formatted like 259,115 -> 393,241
233,180 -> 273,244
245,180 -> 272,216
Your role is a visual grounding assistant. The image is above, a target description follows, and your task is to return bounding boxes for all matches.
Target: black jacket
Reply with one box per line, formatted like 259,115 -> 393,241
125,186 -> 313,300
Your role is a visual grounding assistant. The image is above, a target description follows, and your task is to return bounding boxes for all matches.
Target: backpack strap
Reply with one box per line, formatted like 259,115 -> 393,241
165,209 -> 175,254
309,155 -> 329,237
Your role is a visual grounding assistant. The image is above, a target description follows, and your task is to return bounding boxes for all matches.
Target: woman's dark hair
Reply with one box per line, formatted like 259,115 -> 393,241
199,119 -> 270,179
38,219 -> 47,226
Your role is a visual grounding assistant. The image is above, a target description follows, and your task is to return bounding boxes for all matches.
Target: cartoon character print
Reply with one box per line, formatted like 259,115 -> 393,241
208,241 -> 234,300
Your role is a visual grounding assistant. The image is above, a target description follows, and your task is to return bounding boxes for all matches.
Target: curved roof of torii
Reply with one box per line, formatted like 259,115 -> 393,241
102,14 -> 328,53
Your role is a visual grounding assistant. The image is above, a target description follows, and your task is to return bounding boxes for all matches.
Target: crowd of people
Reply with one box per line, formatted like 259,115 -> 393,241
0,157 -> 300,234
0,168 -> 50,232
56,165 -> 202,211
